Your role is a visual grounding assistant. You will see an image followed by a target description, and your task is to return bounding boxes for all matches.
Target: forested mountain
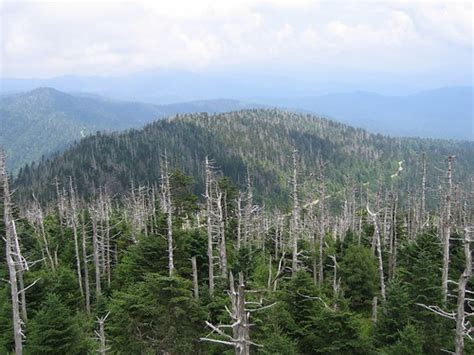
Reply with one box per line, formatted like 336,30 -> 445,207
0,88 -> 256,172
1,108 -> 473,354
14,109 -> 474,208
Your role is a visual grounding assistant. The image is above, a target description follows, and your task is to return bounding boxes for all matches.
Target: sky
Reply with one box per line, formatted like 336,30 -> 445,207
0,0 -> 472,91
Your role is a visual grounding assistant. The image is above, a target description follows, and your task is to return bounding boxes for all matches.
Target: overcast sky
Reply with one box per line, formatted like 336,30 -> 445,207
0,0 -> 472,89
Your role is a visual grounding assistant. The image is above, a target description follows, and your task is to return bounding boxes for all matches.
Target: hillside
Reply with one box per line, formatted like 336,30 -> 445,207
14,108 -> 474,207
0,88 -> 257,172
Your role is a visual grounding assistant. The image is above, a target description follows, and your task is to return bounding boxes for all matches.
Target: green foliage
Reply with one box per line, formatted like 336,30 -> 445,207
385,323 -> 424,355
281,270 -> 372,354
376,277 -> 411,346
26,293 -> 84,355
108,274 -> 205,354
339,244 -> 378,312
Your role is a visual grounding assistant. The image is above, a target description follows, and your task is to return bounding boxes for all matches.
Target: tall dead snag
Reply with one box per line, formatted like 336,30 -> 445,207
201,272 -> 274,354
217,188 -> 228,278
442,156 -> 454,302
454,226 -> 472,354
388,192 -> 398,280
420,152 -> 427,229
367,204 -> 386,302
205,157 -> 215,296
95,312 -> 110,355
161,152 -> 174,276
81,211 -> 91,314
417,226 -> 473,355
67,177 -> 84,298
290,148 -> 300,277
55,177 -> 67,240
90,205 -> 102,298
26,195 -> 55,270
236,192 -> 243,250
317,159 -> 327,285
2,160 -> 23,352
243,175 -> 254,246
2,152 -> 24,354
191,256 -> 199,300
329,255 -> 341,308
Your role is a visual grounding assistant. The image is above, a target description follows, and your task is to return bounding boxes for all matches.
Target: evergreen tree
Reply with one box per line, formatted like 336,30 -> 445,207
26,293 -> 83,355
339,244 -> 378,312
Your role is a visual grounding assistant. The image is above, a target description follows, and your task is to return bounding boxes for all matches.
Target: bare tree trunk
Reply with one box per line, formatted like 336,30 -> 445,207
217,190 -> 228,278
367,204 -> 386,302
442,156 -> 453,302
291,148 -> 300,277
318,159 -> 327,285
90,208 -> 102,298
388,192 -> 398,280
162,153 -> 174,277
454,227 -> 472,355
244,175 -> 253,246
236,192 -> 242,250
372,296 -> 378,324
95,313 -> 110,355
421,152 -> 427,228
205,157 -> 215,296
233,273 -> 250,355
1,153 -> 23,354
69,178 -> 84,297
191,256 -> 199,300
80,212 -> 91,314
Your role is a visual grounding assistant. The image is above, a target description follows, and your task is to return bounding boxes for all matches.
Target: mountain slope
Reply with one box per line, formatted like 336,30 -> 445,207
14,109 -> 474,207
0,88 -> 257,172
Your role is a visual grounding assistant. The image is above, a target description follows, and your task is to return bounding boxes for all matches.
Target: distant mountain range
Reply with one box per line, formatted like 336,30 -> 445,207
2,71 -> 472,141
0,88 -> 258,172
270,86 -> 473,141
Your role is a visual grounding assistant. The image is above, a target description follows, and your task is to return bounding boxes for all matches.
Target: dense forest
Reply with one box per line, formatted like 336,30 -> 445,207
0,88 -> 256,172
14,109 -> 474,207
1,109 -> 474,354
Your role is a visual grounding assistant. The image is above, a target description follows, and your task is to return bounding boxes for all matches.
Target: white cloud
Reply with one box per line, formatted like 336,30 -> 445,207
0,0 -> 471,78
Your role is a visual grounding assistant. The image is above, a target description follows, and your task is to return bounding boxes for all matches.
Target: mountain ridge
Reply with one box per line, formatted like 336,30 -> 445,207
14,108 -> 474,207
0,87 -> 259,172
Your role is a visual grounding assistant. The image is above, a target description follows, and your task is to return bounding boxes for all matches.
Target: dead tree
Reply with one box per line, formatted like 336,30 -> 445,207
205,157 -> 216,296
217,189 -> 228,278
201,272 -> 275,354
0,151 -> 28,355
317,159 -> 328,285
420,152 -> 427,230
454,226 -> 473,354
417,226 -> 473,355
442,156 -> 454,302
243,175 -> 254,246
90,205 -> 102,298
290,148 -> 300,277
236,192 -> 243,250
367,204 -> 386,302
161,153 -> 174,276
67,177 -> 84,297
26,195 -> 55,270
388,192 -> 398,280
329,255 -> 341,308
81,211 -> 91,314
191,256 -> 199,300
95,312 -> 111,354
